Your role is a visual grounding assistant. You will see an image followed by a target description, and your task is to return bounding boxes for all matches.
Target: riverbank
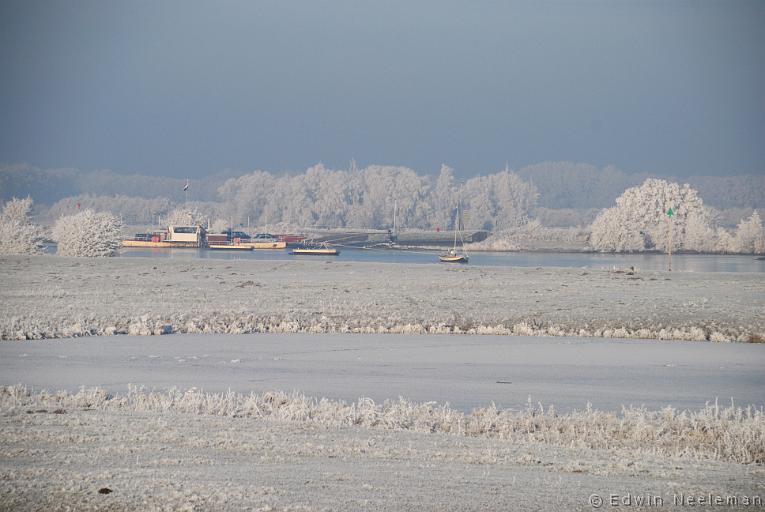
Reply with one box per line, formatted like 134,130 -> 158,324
1,256 -> 762,342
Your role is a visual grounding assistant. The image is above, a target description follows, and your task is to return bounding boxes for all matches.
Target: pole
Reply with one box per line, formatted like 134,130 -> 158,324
393,199 -> 397,235
667,212 -> 673,272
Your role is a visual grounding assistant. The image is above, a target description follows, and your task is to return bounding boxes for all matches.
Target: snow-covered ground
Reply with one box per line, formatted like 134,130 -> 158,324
2,256 -> 764,509
1,384 -> 763,511
1,256 -> 763,342
2,333 -> 763,509
1,333 -> 764,413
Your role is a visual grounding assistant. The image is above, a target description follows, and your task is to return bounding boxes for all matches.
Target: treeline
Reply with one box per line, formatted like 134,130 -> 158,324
216,164 -> 537,231
33,165 -> 538,231
2,162 -> 764,212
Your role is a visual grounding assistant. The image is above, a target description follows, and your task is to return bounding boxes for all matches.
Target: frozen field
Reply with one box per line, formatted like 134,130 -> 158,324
1,333 -> 764,412
2,257 -> 764,510
2,389 -> 763,512
1,255 -> 763,342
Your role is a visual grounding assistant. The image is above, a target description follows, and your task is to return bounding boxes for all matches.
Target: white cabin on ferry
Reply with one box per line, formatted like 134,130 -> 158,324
168,225 -> 205,247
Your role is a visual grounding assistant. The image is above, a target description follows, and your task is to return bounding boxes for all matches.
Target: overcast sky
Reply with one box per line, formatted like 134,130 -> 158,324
1,0 -> 763,179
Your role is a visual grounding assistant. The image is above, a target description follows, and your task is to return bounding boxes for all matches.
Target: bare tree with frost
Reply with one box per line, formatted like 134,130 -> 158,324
0,197 -> 46,255
590,178 -> 713,252
52,209 -> 122,257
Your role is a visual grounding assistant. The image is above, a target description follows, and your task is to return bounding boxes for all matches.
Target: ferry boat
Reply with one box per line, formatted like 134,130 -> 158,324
122,226 -> 204,248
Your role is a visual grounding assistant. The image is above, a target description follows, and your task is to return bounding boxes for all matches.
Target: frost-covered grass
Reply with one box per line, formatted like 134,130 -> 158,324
1,256 -> 763,342
3,385 -> 763,464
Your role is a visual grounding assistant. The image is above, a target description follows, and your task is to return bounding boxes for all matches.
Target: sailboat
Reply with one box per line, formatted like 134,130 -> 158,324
439,202 -> 469,263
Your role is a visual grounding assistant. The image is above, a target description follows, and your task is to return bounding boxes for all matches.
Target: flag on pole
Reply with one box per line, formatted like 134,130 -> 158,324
666,207 -> 674,217
183,179 -> 189,192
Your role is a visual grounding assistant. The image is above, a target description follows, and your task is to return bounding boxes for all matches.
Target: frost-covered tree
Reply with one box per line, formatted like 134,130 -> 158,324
211,218 -> 230,232
589,205 -> 644,251
684,211 -> 717,253
0,197 -> 46,255
213,163 -> 537,231
52,209 -> 122,257
732,211 -> 765,254
460,170 -> 538,231
166,207 -> 205,226
714,227 -> 735,253
590,179 -> 712,252
430,165 -> 457,230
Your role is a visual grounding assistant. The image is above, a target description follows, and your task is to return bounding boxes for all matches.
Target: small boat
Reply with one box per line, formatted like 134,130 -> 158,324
291,242 -> 340,256
439,201 -> 469,263
439,250 -> 468,263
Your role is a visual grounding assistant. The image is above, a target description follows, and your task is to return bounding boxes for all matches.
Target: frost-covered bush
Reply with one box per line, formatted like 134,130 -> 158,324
0,197 -> 45,255
591,178 -> 713,252
732,211 -> 765,254
52,209 -> 122,257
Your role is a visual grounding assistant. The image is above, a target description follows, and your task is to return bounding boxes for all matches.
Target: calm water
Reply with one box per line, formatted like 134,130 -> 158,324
119,247 -> 765,273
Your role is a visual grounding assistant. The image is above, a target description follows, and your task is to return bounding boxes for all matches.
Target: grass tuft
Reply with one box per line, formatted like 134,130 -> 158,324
2,385 -> 763,464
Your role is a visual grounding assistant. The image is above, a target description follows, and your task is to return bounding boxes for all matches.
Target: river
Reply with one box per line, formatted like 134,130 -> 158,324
119,246 -> 765,273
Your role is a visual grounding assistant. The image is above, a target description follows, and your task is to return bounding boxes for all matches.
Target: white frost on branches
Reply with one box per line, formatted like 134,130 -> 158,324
590,179 -> 764,254
732,211 -> 765,254
590,179 -> 713,252
0,197 -> 45,255
216,164 -> 538,231
52,209 -> 123,257
166,207 -> 206,227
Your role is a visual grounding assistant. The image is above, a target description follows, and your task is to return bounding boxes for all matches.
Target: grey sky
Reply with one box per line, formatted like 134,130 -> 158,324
1,0 -> 763,179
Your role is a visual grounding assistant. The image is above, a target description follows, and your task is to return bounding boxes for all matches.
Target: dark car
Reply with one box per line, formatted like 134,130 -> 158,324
224,229 -> 252,241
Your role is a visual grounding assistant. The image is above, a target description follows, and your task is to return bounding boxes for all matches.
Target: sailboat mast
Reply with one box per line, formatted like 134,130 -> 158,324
453,203 -> 459,250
